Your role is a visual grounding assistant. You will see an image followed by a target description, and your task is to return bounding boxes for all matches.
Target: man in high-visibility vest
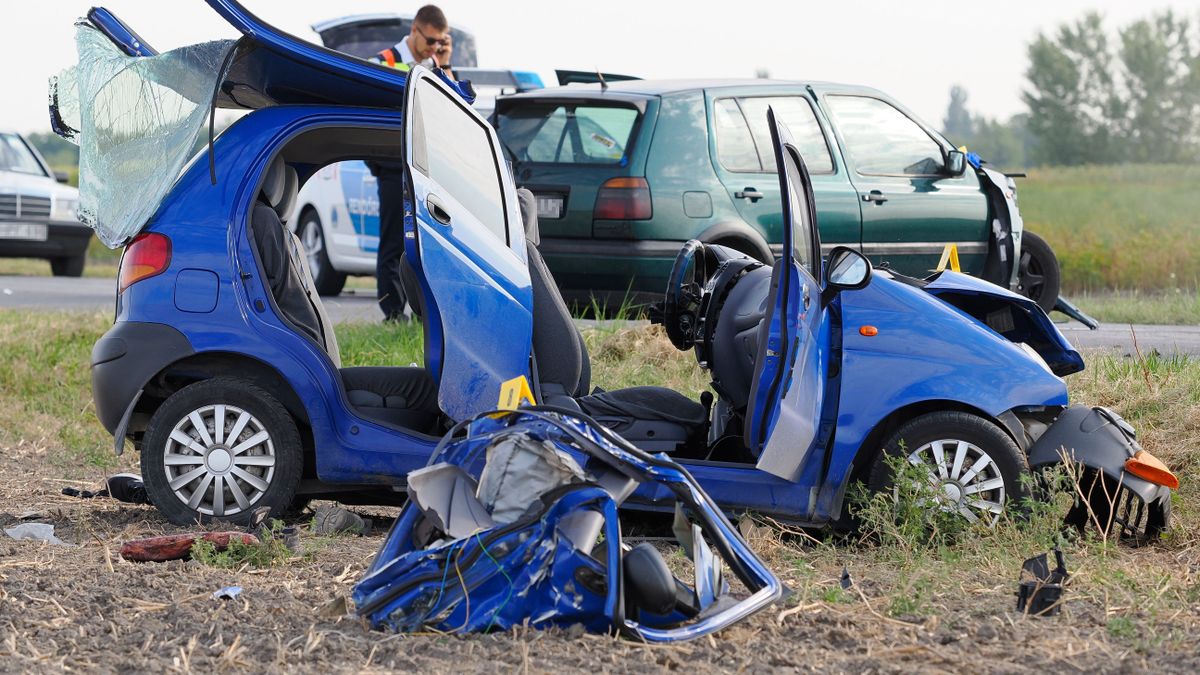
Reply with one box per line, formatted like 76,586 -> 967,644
372,4 -> 454,78
369,5 -> 453,320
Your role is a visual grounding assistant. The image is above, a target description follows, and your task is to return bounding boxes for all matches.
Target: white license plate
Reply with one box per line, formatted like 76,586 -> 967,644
536,195 -> 564,220
0,222 -> 48,241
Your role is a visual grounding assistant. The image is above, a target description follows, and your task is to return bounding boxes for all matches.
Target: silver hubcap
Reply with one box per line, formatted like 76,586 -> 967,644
163,404 -> 276,517
907,439 -> 1005,526
301,221 -> 323,279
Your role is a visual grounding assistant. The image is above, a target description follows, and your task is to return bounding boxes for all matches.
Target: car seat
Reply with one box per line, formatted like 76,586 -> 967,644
251,157 -> 440,432
517,188 -> 706,452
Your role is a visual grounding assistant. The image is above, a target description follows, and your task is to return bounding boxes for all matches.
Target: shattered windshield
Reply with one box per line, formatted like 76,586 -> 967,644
49,25 -> 235,248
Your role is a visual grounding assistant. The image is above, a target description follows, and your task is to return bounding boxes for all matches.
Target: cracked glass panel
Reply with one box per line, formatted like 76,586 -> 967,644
49,25 -> 235,248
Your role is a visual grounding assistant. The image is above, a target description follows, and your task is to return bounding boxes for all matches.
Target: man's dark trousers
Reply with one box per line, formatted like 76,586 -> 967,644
375,171 -> 408,320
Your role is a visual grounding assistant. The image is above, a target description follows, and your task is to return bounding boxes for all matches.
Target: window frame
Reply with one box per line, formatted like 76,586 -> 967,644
823,94 -> 950,179
712,95 -> 836,176
411,76 -> 513,247
711,97 -> 763,173
783,144 -> 822,280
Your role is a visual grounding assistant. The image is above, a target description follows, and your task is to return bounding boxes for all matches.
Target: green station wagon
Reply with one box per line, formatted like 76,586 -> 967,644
495,79 -> 1061,310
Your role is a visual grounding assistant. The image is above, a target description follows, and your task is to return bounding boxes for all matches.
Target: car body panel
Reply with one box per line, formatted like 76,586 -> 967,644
496,79 -> 1010,304
812,86 -> 990,276
746,113 -> 827,481
400,67 -> 534,421
79,5 -> 1104,531
701,85 -> 862,259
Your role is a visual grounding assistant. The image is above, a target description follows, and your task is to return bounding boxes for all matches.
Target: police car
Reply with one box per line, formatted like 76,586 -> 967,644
293,14 -> 542,294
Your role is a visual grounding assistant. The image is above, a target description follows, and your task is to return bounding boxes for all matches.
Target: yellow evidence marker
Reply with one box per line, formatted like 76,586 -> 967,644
497,375 -> 537,411
936,244 -> 961,273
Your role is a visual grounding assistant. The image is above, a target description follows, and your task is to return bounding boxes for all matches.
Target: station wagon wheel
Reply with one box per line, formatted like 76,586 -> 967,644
299,210 -> 346,296
140,378 -> 302,526
1016,231 -> 1060,313
869,411 -> 1029,528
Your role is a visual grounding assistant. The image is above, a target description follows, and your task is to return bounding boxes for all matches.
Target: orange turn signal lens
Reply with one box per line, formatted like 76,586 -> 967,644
1124,450 -> 1179,489
859,326 -> 878,337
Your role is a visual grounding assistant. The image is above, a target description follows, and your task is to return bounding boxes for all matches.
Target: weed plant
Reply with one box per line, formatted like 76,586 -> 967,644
190,520 -> 299,569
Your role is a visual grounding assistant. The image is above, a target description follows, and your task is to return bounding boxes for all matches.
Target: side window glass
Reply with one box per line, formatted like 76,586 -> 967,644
713,98 -> 760,172
413,78 -> 508,244
826,95 -> 944,176
740,97 -> 834,174
783,148 -> 817,276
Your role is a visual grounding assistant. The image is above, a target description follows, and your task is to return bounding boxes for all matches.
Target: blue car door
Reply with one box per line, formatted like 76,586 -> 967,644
745,108 -> 830,482
400,67 -> 534,421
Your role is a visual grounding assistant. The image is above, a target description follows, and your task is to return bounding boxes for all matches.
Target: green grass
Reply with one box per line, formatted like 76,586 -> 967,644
0,257 -> 118,279
190,520 -> 303,568
2,310 -> 1198,653
1019,164 -> 1200,293
1070,289 -> 1200,325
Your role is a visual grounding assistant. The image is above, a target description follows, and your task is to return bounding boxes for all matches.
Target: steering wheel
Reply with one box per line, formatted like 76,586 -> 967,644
662,240 -> 710,350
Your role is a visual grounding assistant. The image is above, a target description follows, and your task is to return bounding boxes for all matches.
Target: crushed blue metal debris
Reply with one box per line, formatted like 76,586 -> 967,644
353,408 -> 783,642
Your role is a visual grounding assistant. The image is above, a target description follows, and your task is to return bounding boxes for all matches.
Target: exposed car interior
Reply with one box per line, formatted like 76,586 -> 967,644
249,124 -> 778,462
250,144 -> 441,435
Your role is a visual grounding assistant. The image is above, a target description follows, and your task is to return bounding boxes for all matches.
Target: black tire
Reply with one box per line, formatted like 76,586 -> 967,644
50,253 -> 86,277
1016,231 -> 1060,313
140,377 -> 303,526
298,210 -> 346,296
868,411 -> 1029,527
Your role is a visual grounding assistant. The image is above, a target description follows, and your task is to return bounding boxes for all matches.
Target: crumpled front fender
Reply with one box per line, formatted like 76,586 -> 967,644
1029,405 -> 1172,542
923,270 -> 1084,376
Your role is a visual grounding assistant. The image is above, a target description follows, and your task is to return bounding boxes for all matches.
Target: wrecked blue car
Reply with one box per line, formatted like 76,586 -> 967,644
354,409 -> 782,640
56,1 -> 1174,540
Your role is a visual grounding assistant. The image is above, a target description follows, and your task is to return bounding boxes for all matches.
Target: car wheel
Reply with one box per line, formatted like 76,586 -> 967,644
140,377 -> 302,526
868,411 -> 1029,527
50,253 -> 86,277
1016,231 -> 1060,312
299,210 -> 347,296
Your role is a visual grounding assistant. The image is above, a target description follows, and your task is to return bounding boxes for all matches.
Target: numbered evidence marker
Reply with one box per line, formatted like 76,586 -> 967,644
496,375 -> 537,411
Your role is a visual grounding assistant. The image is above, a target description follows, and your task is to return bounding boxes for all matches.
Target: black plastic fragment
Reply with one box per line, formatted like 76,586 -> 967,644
1016,548 -> 1069,616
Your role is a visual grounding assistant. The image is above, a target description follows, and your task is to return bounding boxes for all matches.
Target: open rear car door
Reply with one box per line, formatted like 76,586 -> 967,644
745,109 -> 831,482
400,66 -> 534,421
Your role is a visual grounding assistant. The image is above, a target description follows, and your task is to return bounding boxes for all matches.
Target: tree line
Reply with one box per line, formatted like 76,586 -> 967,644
943,9 -> 1200,169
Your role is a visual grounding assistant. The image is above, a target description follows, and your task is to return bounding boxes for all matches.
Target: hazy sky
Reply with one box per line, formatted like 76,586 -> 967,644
4,0 -> 1194,134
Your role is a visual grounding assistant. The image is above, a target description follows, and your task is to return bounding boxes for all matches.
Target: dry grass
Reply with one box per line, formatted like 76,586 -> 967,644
2,312 -> 1199,670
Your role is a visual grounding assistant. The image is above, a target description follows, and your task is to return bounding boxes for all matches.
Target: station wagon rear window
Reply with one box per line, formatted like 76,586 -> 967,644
496,103 -> 640,165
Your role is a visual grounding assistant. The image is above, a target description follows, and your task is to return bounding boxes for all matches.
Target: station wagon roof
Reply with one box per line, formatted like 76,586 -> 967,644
500,78 -> 887,100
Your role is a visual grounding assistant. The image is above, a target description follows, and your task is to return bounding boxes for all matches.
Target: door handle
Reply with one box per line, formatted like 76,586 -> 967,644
861,190 -> 888,205
735,188 -> 764,203
426,194 -> 452,224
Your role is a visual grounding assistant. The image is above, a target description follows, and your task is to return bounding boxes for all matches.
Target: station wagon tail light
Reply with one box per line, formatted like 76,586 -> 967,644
119,232 -> 171,292
1125,449 -> 1179,489
594,177 -> 652,220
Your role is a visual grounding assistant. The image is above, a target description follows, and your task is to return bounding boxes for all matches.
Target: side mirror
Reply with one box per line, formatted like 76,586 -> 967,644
944,150 -> 966,176
822,246 -> 871,303
54,170 -> 71,184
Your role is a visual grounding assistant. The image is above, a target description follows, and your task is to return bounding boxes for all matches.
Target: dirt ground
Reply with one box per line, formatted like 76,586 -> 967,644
2,434 -> 1198,675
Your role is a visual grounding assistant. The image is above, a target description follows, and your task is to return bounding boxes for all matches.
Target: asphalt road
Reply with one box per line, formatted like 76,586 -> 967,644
4,275 -> 1199,356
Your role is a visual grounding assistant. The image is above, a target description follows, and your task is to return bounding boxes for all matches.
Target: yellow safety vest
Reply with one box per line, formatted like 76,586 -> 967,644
375,47 -> 411,72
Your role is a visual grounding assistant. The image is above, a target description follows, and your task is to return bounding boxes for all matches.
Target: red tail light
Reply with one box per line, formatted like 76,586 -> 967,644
593,177 -> 652,220
119,233 -> 171,292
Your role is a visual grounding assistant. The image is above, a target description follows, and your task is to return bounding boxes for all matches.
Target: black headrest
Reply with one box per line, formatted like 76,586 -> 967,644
517,187 -> 539,247
276,166 -> 299,224
260,156 -> 287,209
